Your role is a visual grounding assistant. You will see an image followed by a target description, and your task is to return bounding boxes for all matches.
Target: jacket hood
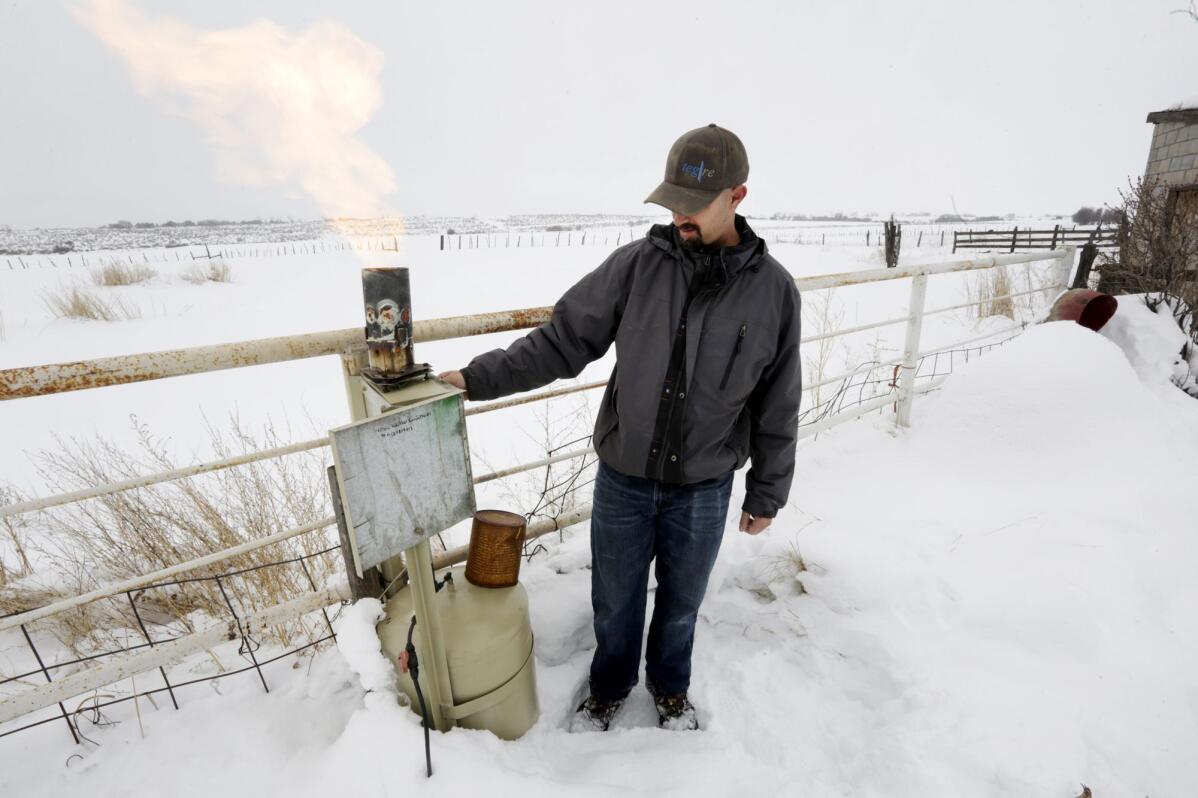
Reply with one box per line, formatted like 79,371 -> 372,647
647,214 -> 768,277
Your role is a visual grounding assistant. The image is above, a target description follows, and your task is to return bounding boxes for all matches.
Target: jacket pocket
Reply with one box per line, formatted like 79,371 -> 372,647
718,323 -> 747,390
596,384 -> 620,448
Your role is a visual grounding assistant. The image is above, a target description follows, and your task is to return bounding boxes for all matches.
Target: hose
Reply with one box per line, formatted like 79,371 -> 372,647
404,615 -> 433,778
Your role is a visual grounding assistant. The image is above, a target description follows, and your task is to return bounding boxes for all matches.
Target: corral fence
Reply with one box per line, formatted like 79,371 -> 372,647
953,225 -> 1119,253
0,248 -> 1075,747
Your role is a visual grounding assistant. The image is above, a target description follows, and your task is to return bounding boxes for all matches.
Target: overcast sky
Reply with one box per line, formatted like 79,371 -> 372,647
1,0 -> 1196,229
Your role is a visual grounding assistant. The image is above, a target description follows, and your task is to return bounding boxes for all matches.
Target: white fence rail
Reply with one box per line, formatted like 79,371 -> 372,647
0,247 -> 1074,737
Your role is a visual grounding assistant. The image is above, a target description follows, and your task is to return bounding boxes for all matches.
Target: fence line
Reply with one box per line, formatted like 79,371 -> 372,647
1,582 -> 350,729
0,252 -> 1059,402
3,229 -> 645,271
0,248 -> 1072,743
0,250 -> 1070,630
1,508 -> 592,741
3,238 -> 399,271
4,224 -> 1105,271
1,543 -> 343,742
0,378 -> 610,519
953,225 -> 1119,253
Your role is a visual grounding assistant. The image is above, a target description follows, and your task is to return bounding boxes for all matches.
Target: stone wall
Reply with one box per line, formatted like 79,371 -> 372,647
1145,119 -> 1198,187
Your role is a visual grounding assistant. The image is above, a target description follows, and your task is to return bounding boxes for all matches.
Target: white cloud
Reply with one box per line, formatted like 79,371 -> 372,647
74,0 -> 396,219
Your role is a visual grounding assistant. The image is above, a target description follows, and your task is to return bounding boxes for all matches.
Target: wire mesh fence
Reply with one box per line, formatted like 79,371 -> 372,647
0,544 -> 344,746
797,329 -> 1024,430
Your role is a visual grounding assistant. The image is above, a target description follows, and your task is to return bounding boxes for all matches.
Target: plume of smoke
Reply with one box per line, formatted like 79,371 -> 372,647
74,0 -> 397,221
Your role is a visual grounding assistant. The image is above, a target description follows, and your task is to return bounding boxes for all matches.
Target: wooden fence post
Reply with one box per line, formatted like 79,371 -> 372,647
1009,226 -> 1018,253
327,466 -> 384,602
884,217 -> 901,268
1072,243 -> 1099,289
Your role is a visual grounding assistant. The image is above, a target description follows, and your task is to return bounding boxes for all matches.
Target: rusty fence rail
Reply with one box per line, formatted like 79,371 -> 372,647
0,251 -> 1065,403
0,252 -> 1069,521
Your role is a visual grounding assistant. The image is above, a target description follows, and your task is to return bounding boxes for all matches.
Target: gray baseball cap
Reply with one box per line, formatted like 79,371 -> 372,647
645,124 -> 749,216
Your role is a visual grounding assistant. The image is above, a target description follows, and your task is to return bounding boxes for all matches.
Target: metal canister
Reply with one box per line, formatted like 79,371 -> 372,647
1046,288 -> 1118,332
362,267 -> 416,375
464,510 -> 527,588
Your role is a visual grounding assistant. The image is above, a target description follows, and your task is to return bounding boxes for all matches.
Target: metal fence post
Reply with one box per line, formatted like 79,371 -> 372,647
19,624 -> 80,744
340,350 -> 368,423
1056,246 -> 1076,290
214,575 -> 269,694
126,592 -> 180,710
896,274 -> 929,428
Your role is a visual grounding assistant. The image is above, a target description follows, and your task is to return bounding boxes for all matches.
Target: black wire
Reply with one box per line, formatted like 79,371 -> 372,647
405,616 -> 433,778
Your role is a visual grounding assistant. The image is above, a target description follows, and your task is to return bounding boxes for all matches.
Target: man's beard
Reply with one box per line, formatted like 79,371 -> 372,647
677,223 -> 704,251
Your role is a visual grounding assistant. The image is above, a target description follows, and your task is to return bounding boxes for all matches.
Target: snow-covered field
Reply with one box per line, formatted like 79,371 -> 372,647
2,229 -> 1196,796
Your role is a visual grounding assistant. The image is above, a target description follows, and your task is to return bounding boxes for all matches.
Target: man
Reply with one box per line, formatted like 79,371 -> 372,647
439,124 -> 801,732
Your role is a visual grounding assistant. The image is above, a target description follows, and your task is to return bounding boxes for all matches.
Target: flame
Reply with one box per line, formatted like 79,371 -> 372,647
74,0 -> 398,227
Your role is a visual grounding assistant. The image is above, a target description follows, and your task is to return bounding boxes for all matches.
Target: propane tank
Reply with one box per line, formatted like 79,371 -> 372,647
377,564 -> 539,740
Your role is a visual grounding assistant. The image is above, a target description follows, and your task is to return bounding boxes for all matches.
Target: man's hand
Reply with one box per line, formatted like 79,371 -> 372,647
739,511 -> 772,535
437,370 -> 468,397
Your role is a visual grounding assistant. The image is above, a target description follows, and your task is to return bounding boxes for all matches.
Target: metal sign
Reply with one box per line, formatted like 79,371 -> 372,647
329,392 -> 475,576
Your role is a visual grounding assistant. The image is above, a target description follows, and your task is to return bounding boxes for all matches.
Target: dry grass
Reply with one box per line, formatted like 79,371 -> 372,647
41,284 -> 142,321
0,418 -> 338,660
475,388 -> 596,530
90,260 -> 156,287
801,288 -> 845,408
0,486 -> 34,588
966,267 -> 1015,320
182,260 -> 233,284
763,539 -> 809,595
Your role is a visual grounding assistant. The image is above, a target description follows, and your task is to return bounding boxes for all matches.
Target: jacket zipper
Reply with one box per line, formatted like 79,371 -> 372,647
655,293 -> 696,480
719,323 -> 747,390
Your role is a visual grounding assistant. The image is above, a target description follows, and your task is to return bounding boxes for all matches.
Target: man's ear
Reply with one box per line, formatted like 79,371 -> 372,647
730,184 -> 747,210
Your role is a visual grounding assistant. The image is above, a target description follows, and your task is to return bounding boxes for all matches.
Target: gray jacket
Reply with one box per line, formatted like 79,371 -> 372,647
461,216 -> 801,517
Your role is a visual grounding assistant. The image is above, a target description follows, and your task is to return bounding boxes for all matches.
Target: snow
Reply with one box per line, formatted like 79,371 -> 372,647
334,598 -> 393,698
1100,294 -> 1195,394
3,234 -> 1198,796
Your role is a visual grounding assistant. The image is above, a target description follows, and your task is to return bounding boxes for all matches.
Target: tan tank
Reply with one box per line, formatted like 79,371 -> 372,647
377,565 -> 539,740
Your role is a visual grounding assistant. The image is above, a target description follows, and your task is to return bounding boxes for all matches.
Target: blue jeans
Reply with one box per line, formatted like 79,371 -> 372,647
588,459 -> 734,701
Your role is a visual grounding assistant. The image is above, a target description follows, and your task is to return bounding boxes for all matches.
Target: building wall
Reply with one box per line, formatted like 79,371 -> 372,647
1145,120 -> 1198,187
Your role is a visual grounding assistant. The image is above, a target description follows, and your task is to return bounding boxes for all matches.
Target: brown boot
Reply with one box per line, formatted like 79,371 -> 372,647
648,681 -> 699,731
569,694 -> 624,732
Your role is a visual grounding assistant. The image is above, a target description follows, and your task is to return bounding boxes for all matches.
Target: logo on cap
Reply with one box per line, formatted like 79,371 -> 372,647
681,161 -> 716,183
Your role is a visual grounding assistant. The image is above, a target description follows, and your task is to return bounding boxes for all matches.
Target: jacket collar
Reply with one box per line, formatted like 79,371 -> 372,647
647,214 -> 767,277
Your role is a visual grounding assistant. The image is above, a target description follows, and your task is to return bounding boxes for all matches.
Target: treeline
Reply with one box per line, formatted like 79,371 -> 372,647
930,214 -> 1008,223
1071,206 -> 1122,225
103,218 -> 292,229
769,212 -> 875,222
770,212 -> 1015,224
